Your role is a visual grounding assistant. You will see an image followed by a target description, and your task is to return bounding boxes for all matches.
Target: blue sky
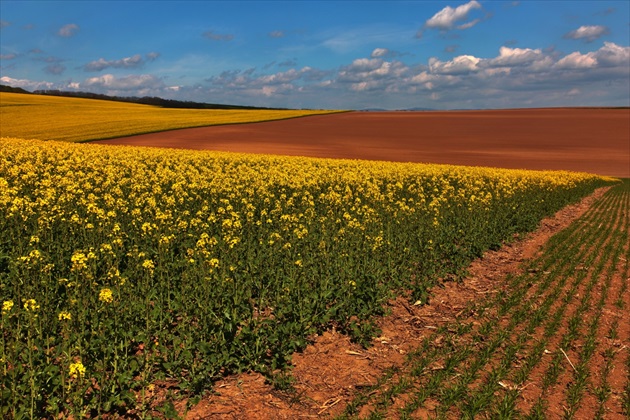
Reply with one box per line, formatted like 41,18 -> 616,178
1,1 -> 629,109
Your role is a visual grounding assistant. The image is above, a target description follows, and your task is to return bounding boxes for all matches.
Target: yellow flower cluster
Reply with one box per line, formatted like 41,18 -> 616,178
99,288 -> 113,304
2,300 -> 14,315
68,361 -> 86,379
23,299 -> 40,312
0,137 -> 610,293
58,311 -> 72,321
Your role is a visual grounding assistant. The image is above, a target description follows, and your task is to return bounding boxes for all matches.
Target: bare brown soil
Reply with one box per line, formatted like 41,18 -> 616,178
96,108 -> 630,177
160,186 -> 628,420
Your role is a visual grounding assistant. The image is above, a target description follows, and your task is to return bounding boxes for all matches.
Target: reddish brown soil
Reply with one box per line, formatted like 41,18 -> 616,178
96,108 -> 630,177
161,187 -> 625,420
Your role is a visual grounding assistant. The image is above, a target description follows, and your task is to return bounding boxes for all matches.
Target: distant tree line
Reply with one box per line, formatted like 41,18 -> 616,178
0,84 -> 31,94
0,84 -> 291,110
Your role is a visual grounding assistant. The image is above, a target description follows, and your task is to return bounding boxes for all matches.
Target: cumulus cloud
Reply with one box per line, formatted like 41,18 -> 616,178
83,54 -> 146,71
424,1 -> 482,30
0,75 -> 55,91
371,48 -> 389,58
146,52 -> 160,61
564,25 -> 609,42
202,30 -> 234,41
552,42 -> 629,71
83,73 -> 165,92
204,66 -> 332,101
554,51 -> 598,69
177,41 -> 630,107
485,46 -> 545,67
0,53 -> 17,60
429,55 -> 480,74
594,41 -> 630,66
370,48 -> 405,59
58,23 -> 79,37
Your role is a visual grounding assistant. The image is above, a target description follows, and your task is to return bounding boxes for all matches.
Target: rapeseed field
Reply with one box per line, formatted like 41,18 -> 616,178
0,136 -> 614,417
0,92 -> 342,142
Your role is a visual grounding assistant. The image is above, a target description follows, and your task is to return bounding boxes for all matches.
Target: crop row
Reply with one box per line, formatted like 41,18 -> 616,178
0,137 -> 614,417
341,179 -> 628,419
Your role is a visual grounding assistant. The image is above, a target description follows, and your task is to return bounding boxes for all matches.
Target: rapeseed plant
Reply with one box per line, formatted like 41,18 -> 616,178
0,136 -> 616,417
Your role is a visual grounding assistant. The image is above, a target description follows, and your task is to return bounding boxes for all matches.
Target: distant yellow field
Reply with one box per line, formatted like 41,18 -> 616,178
0,92 -> 343,142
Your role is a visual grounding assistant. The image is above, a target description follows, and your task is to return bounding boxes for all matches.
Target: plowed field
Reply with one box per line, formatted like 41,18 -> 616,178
96,108 -> 630,177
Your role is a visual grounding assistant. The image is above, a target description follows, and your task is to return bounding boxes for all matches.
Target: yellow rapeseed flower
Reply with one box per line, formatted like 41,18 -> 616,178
99,288 -> 113,303
58,311 -> 72,321
68,361 -> 86,379
23,299 -> 39,312
142,259 -> 155,271
2,300 -> 14,315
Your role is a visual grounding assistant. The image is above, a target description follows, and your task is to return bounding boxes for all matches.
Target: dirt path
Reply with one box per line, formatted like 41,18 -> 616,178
171,183 -> 628,419
95,108 -> 630,177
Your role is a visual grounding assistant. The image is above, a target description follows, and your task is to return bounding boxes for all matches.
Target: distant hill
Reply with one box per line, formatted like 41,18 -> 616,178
0,84 -> 32,94
0,84 -> 290,110
401,107 -> 436,111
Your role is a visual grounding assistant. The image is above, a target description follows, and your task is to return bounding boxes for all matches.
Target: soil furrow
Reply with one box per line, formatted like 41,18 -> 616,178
360,190 -> 617,419
519,186 -> 625,418
572,189 -> 628,419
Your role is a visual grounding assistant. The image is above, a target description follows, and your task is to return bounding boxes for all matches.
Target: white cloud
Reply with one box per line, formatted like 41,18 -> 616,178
258,68 -> 308,84
564,25 -> 609,42
83,55 -> 145,71
0,53 -> 17,60
485,46 -> 545,67
370,48 -> 405,59
594,41 -> 630,66
457,18 -> 480,30
83,74 -> 164,91
425,1 -> 482,30
0,76 -> 55,91
371,48 -> 389,58
58,23 -> 79,37
555,51 -> 598,69
347,58 -> 384,72
429,55 -> 480,74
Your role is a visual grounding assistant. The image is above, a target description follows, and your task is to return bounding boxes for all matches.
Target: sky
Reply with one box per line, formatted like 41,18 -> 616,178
1,1 -> 629,110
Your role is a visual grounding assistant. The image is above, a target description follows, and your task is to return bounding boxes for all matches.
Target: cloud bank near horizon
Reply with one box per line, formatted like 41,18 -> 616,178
3,41 -> 628,109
